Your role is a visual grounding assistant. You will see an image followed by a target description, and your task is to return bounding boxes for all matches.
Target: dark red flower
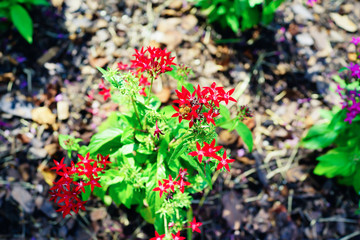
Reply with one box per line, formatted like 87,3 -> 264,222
203,107 -> 220,126
216,152 -> 235,172
97,154 -> 111,169
203,139 -> 222,159
78,153 -> 95,165
163,174 -> 176,192
51,157 -> 66,172
99,87 -> 111,101
131,46 -> 176,78
88,175 -> 102,192
188,142 -> 206,163
152,180 -> 168,198
175,178 -> 191,193
171,231 -> 185,240
189,217 -> 202,233
150,231 -> 166,240
153,121 -> 164,140
178,168 -> 188,178
222,88 -> 236,104
117,62 -> 129,70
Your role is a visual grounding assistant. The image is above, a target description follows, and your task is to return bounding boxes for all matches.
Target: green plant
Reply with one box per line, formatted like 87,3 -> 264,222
0,0 -> 49,43
190,0 -> 285,33
301,37 -> 360,205
50,46 -> 253,239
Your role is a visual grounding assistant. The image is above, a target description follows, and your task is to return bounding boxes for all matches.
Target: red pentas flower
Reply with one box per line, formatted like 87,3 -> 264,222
216,152 -> 235,172
203,139 -> 223,159
176,178 -> 191,193
153,120 -> 164,140
188,142 -> 206,163
117,62 -> 129,70
51,157 -> 66,172
150,231 -> 165,240
163,174 -> 176,192
49,153 -> 110,218
171,231 -> 186,240
203,107 -> 220,126
189,139 -> 222,164
153,168 -> 191,198
152,180 -> 168,198
188,217 -> 202,233
131,46 -> 176,78
171,83 -> 236,128
98,79 -> 111,101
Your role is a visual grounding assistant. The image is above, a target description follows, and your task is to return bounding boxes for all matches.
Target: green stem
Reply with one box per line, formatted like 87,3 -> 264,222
131,96 -> 143,130
169,129 -> 191,148
164,214 -> 168,236
146,76 -> 155,105
199,170 -> 220,207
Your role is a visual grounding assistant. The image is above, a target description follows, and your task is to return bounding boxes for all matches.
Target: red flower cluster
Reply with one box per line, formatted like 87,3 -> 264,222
138,74 -> 150,96
150,217 -> 202,240
49,153 -> 110,218
189,139 -> 234,172
98,79 -> 111,101
131,46 -> 176,78
152,168 -> 190,198
172,82 -> 236,127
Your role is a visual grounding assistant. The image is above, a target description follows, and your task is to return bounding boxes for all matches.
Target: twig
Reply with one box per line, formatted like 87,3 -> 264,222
339,231 -> 360,240
287,189 -> 294,213
244,191 -> 264,203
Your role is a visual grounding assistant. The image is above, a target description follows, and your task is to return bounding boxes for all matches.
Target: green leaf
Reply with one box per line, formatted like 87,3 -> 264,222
226,14 -> 239,33
217,5 -> 226,15
184,154 -> 211,188
120,143 -> 136,155
352,168 -> 360,193
148,96 -> 161,110
249,0 -> 263,7
219,104 -> 231,120
328,109 -> 346,131
167,138 -> 191,172
338,67 -> 348,73
98,112 -> 121,132
88,128 -> 123,155
30,0 -> 50,5
314,147 -> 357,178
241,4 -> 260,30
121,127 -> 134,144
301,124 -> 338,149
262,0 -> 284,25
0,2 -> 11,8
146,163 -> 166,220
235,121 -> 253,152
10,4 -> 33,43
160,105 -> 176,119
137,204 -> 155,224
93,185 -> 106,200
108,182 -> 134,208
81,185 -> 92,201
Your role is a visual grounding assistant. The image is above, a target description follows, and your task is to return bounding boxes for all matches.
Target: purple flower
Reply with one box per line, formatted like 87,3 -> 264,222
348,63 -> 360,79
55,94 -> 63,102
307,0 -> 317,6
350,37 -> 360,46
